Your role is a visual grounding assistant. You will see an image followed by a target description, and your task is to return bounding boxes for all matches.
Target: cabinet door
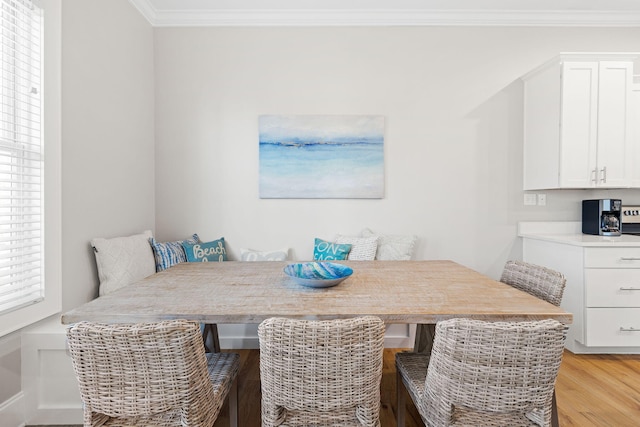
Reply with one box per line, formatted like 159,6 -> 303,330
585,269 -> 640,307
632,83 -> 640,187
586,308 -> 640,346
596,61 -> 634,188
559,62 -> 598,188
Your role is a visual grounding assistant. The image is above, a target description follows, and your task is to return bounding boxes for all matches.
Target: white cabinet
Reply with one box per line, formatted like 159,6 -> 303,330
583,248 -> 640,348
522,54 -> 638,190
633,82 -> 640,187
520,224 -> 640,354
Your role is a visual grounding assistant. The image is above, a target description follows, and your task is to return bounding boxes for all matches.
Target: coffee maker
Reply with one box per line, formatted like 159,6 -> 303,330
582,199 -> 622,236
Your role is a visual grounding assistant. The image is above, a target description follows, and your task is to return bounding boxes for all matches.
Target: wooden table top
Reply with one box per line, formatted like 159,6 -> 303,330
60,260 -> 572,325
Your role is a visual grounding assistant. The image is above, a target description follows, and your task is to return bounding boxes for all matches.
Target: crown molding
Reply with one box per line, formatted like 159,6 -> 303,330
128,0 -> 159,24
127,3 -> 640,27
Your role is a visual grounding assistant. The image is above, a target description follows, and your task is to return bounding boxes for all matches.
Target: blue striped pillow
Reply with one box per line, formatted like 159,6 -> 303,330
149,233 -> 199,272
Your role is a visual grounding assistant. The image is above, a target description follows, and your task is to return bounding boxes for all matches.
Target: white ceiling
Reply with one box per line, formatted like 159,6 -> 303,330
128,0 -> 640,27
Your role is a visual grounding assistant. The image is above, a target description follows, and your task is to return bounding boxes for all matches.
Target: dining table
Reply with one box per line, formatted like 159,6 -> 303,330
61,259 -> 571,427
61,259 -> 572,332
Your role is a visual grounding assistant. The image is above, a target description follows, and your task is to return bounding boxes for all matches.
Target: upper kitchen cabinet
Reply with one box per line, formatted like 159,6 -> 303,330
633,81 -> 640,187
522,53 -> 639,190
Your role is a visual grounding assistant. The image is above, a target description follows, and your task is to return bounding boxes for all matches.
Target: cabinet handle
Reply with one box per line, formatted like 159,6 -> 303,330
591,168 -> 597,183
620,287 -> 640,291
600,166 -> 607,183
620,327 -> 640,332
619,257 -> 640,261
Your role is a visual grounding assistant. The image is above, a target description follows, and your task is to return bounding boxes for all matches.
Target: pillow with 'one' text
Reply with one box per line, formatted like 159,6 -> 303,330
313,238 -> 351,261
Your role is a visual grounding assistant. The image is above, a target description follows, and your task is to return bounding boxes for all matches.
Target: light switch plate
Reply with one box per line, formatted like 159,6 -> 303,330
524,193 -> 537,206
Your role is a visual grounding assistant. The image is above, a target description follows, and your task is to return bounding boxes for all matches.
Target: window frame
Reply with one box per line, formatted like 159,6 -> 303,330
0,0 -> 61,337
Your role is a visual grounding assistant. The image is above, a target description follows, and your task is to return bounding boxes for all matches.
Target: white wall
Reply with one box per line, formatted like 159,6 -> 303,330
61,0 -> 155,310
153,26 -> 640,280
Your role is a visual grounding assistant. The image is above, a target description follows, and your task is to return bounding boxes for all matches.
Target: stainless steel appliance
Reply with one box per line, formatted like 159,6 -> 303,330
621,205 -> 640,235
582,199 -> 621,236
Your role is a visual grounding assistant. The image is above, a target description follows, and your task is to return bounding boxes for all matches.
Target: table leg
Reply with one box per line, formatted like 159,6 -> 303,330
413,323 -> 436,354
202,323 -> 221,353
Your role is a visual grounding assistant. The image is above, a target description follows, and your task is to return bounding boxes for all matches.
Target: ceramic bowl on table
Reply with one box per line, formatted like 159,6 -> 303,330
283,262 -> 353,288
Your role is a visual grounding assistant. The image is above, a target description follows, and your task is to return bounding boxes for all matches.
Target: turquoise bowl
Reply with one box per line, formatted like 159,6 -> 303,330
283,262 -> 353,288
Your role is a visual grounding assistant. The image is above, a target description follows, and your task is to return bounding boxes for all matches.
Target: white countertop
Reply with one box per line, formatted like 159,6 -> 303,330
518,221 -> 640,247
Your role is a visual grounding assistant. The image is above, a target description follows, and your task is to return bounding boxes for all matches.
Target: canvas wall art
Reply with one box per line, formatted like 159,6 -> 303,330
259,115 -> 385,199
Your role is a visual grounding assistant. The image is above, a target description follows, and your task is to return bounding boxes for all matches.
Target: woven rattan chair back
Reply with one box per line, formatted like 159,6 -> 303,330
66,319 -> 239,427
396,318 -> 567,427
258,316 -> 385,427
500,260 -> 567,306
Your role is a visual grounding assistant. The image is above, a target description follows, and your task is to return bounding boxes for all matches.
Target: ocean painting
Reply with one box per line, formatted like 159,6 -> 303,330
259,115 -> 385,199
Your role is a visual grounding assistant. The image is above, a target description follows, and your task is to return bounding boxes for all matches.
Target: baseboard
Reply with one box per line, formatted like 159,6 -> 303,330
566,338 -> 640,354
0,392 -> 26,427
24,407 -> 83,426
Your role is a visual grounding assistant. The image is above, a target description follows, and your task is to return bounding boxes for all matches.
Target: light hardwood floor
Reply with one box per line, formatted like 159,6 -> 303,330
33,348 -> 640,427
212,348 -> 640,427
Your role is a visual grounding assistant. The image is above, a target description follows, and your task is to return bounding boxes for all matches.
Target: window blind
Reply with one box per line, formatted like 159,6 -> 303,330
0,0 -> 43,314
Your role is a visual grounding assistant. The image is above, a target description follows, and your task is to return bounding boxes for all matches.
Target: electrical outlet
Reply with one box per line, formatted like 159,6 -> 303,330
524,193 -> 537,206
538,194 -> 547,206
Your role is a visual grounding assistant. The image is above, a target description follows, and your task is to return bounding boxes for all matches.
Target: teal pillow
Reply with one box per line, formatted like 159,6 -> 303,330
182,238 -> 228,262
313,238 -> 352,261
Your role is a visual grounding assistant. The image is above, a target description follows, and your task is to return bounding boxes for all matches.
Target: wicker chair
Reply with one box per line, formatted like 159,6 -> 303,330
66,320 -> 239,427
500,260 -> 567,427
500,260 -> 567,307
258,316 -> 385,426
396,318 -> 567,427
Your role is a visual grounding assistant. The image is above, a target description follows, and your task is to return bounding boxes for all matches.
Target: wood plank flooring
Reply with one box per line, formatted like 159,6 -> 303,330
212,348 -> 640,427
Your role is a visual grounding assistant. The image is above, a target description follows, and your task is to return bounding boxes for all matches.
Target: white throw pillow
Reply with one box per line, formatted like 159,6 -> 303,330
240,248 -> 289,262
91,230 -> 156,296
360,228 -> 418,261
335,235 -> 379,261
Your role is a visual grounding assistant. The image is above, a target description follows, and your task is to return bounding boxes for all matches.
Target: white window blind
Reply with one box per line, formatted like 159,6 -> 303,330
0,0 -> 43,315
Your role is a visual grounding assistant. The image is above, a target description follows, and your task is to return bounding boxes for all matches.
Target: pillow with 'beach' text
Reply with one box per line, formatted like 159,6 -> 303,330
313,238 -> 351,261
182,237 -> 227,262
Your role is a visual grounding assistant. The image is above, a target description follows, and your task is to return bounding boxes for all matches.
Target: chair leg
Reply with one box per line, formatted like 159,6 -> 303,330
229,375 -> 238,427
397,368 -> 406,427
551,389 -> 559,427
